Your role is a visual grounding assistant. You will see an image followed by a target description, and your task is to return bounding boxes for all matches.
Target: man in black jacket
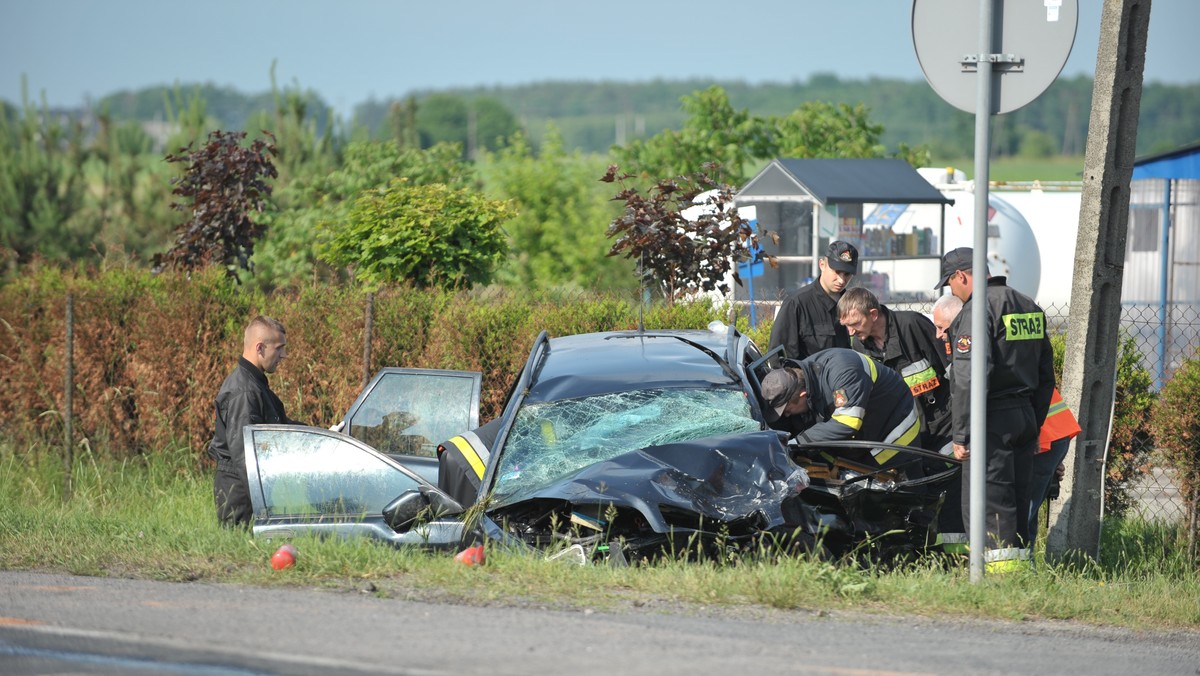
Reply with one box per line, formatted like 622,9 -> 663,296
207,316 -> 302,527
837,287 -> 952,452
837,286 -> 963,549
761,348 -> 921,470
936,247 -> 1055,572
768,241 -> 859,364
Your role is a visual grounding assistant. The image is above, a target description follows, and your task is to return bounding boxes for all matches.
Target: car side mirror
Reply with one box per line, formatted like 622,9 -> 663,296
383,486 -> 465,533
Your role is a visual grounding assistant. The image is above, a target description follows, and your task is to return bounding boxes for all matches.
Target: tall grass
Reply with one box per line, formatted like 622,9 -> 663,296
2,441 -> 1197,630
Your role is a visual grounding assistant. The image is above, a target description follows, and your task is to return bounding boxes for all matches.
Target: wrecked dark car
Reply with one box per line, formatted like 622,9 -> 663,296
242,323 -> 959,564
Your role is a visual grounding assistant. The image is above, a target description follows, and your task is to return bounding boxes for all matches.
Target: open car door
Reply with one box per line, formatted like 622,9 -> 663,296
340,368 -> 482,483
241,368 -> 480,547
243,425 -> 467,548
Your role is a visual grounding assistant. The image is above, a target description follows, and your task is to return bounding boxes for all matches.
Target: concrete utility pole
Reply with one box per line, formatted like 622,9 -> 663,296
1047,0 -> 1151,559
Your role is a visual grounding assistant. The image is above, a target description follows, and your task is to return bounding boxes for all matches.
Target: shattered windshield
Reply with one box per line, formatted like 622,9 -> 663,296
491,387 -> 758,501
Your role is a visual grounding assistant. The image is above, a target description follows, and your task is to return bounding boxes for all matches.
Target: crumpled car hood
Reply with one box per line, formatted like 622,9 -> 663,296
488,429 -> 809,534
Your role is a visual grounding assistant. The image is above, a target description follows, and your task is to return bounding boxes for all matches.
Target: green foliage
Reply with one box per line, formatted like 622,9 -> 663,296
602,165 -> 766,304
614,86 -> 763,185
256,141 -> 474,290
478,128 -> 634,292
318,181 -> 513,291
615,87 -> 929,186
155,130 -> 279,279
416,94 -> 521,157
3,443 -> 1198,626
0,90 -> 93,269
84,110 -> 175,263
764,101 -> 886,159
1105,336 -> 1159,518
1149,355 -> 1200,506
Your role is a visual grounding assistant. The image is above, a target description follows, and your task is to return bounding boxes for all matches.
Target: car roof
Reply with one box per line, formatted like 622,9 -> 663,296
525,329 -> 742,402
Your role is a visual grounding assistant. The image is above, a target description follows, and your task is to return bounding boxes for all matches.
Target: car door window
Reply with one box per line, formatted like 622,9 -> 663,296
345,369 -> 481,458
247,427 -> 422,518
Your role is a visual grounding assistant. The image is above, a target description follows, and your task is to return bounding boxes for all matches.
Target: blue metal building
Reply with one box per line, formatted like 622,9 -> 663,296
1126,142 -> 1200,387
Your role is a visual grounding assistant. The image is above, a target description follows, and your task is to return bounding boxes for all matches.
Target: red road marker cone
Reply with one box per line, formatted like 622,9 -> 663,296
454,544 -> 485,566
271,544 -> 297,570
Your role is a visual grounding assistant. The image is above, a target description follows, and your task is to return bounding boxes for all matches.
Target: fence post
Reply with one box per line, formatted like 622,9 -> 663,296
362,292 -> 375,387
64,293 -> 74,500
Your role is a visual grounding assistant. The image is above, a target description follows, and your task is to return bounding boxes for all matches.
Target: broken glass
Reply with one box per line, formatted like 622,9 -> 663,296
492,387 -> 758,501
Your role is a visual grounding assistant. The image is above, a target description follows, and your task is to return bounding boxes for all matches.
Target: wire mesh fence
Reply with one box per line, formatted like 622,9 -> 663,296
1103,301 -> 1198,528
829,297 -> 1198,533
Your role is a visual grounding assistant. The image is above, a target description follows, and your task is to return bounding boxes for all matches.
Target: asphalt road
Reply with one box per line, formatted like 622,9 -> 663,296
1,570 -> 1198,675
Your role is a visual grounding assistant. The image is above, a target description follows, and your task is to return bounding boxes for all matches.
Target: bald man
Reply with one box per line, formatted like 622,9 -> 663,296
207,315 -> 303,527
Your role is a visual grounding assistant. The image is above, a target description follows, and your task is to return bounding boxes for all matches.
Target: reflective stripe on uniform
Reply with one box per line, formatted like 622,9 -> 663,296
936,532 -> 969,555
900,359 -> 940,396
449,430 -> 491,480
872,401 -> 920,464
1046,398 -> 1069,417
984,547 -> 1032,573
936,532 -> 968,545
857,352 -> 878,382
833,407 -> 866,430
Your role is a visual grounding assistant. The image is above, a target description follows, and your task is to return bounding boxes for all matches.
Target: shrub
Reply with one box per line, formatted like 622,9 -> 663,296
1105,336 -> 1158,518
1149,354 -> 1200,515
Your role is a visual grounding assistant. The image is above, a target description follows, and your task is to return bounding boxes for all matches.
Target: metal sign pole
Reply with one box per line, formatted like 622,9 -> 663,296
913,0 -> 1077,583
968,0 -> 995,583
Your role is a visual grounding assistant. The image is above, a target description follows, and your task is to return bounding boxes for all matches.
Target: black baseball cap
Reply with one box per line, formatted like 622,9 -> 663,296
761,368 -> 802,423
825,241 -> 859,274
934,247 -> 973,289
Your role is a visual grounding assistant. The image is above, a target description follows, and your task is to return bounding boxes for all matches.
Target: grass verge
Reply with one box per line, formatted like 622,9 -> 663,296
2,444 -> 1197,631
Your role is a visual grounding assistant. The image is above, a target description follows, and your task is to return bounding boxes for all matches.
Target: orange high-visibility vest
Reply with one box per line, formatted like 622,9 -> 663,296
1038,387 -> 1081,452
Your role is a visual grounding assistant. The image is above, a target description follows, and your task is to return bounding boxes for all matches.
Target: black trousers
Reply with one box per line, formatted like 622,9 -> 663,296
960,403 -> 1038,550
214,465 -> 253,528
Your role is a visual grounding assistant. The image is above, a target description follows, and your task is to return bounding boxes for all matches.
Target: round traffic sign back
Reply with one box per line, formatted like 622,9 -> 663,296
912,0 -> 1078,114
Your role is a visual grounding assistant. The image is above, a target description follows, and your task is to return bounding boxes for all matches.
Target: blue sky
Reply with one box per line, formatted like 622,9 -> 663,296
2,0 -> 1195,119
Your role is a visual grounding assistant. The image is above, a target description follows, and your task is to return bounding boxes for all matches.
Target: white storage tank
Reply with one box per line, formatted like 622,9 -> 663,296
917,167 -> 1043,299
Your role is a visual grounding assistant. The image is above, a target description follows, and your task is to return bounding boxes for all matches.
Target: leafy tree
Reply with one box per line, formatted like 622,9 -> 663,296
614,86 -> 763,185
0,89 -> 92,270
764,101 -> 885,159
602,164 -> 772,304
416,94 -> 521,158
478,128 -> 633,291
471,97 -> 521,154
253,140 -> 473,289
615,87 -> 929,186
417,94 -> 469,151
317,180 -> 513,291
154,130 -> 278,279
87,108 -> 174,261
387,96 -> 420,148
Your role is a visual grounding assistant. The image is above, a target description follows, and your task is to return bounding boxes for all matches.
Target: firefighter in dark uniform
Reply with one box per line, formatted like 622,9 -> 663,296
936,247 -> 1055,573
436,417 -> 502,507
208,316 -> 304,527
761,347 -> 921,470
768,241 -> 859,365
837,286 -> 964,550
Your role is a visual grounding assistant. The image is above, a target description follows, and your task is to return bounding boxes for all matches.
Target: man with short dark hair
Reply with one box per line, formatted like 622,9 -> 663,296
936,247 -> 1055,572
768,240 -> 859,364
208,316 -> 303,527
